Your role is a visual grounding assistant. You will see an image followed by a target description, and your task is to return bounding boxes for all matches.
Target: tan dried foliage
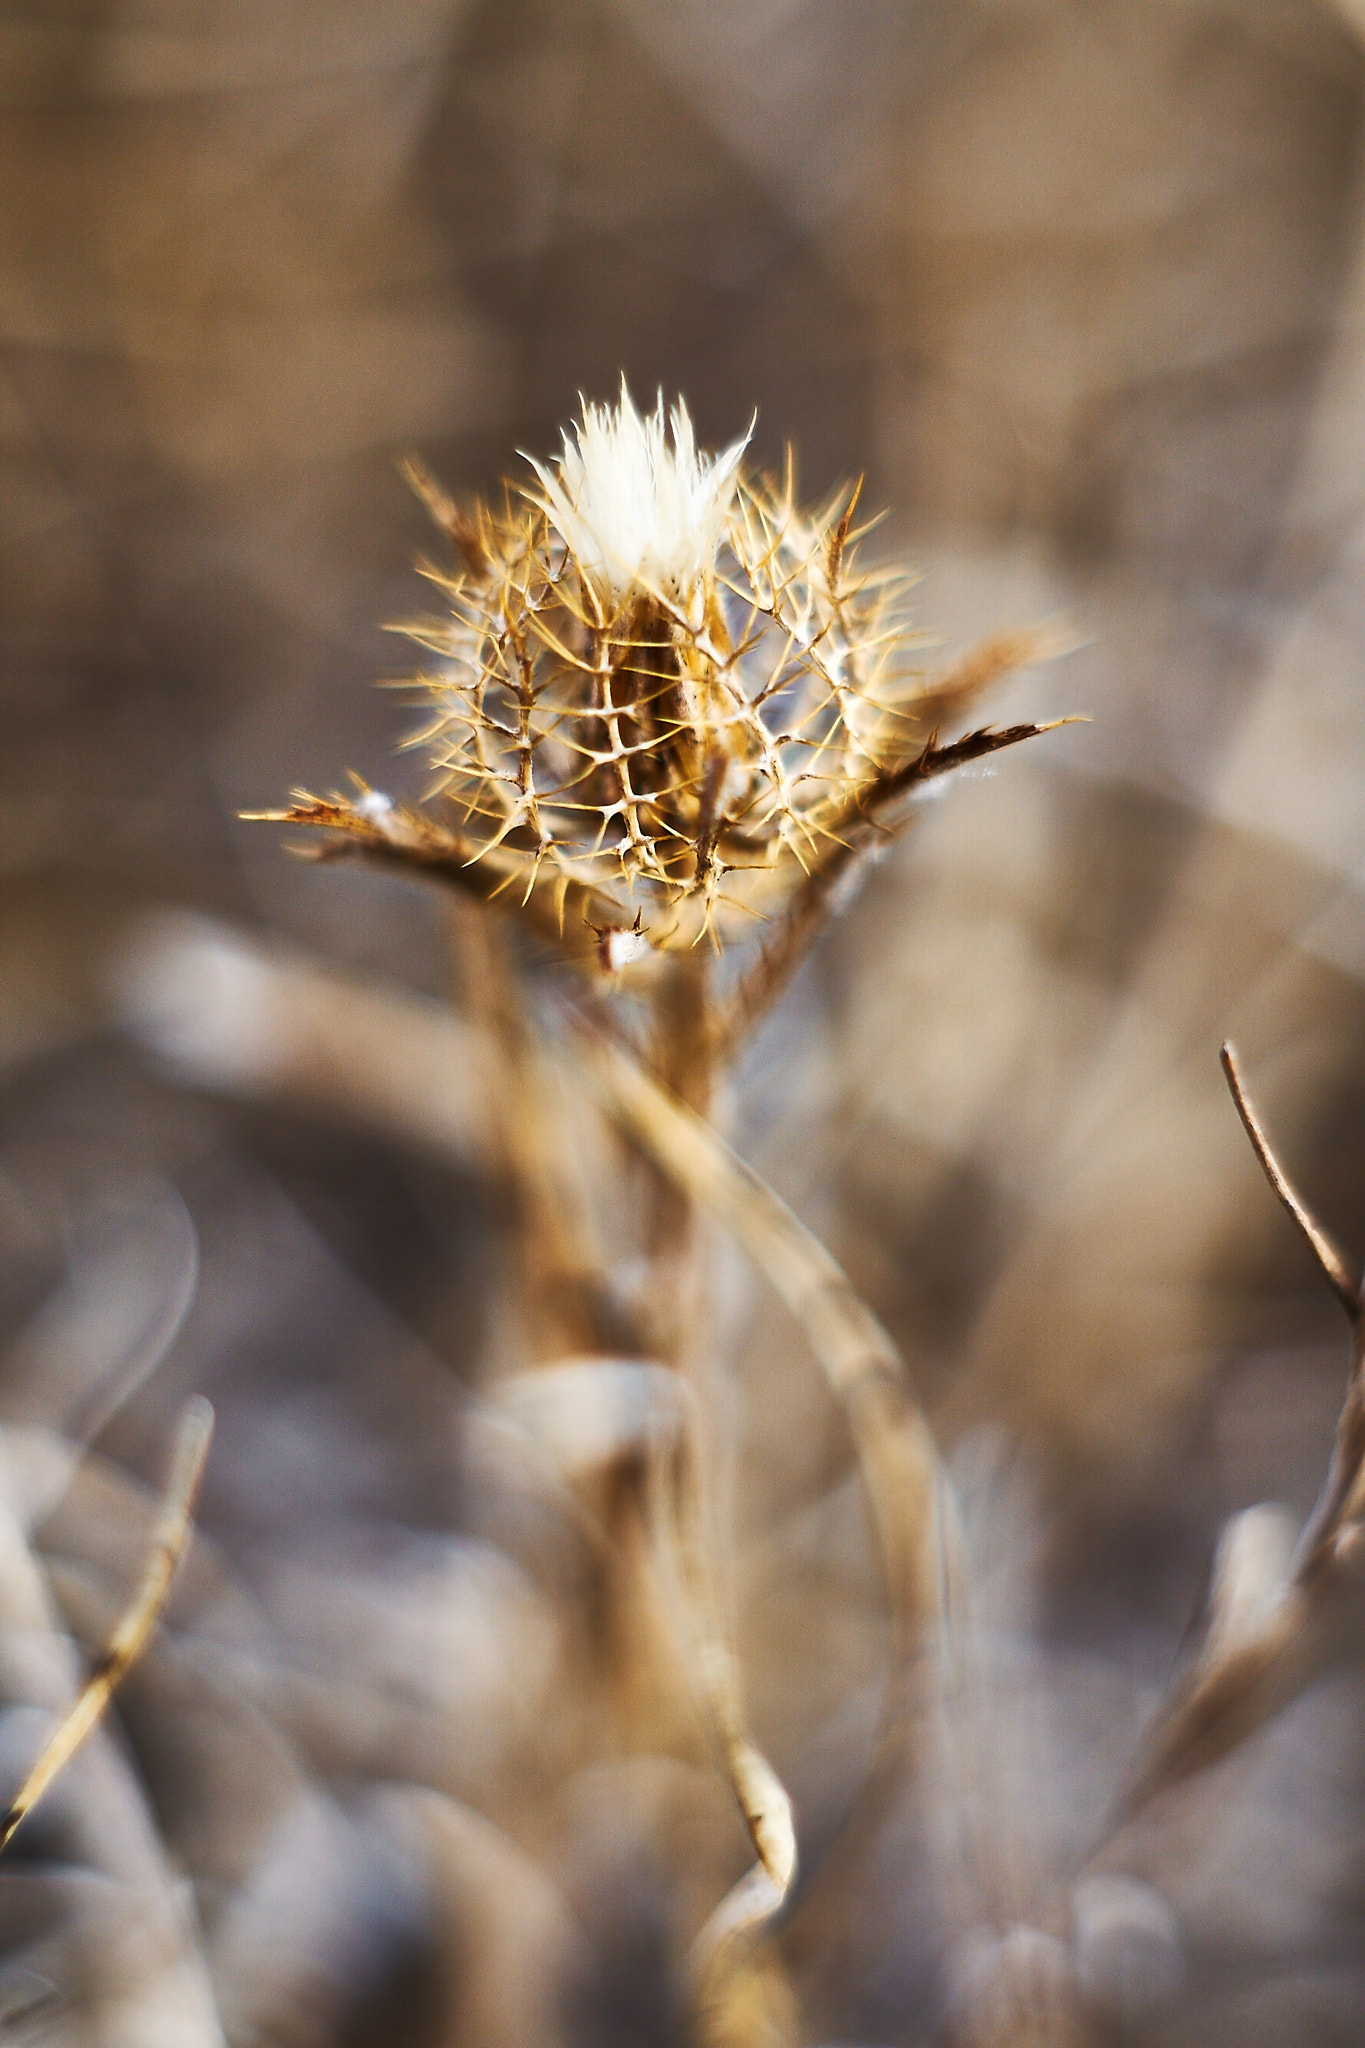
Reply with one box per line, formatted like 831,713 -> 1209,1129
244,396 -> 1080,2034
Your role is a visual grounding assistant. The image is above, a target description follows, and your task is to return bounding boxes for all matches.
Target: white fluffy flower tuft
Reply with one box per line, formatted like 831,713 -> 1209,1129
526,378 -> 750,611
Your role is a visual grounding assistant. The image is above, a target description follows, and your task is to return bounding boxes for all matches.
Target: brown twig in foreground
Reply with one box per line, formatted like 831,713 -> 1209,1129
1219,1042 -> 1361,1319
0,1397 -> 214,1852
1118,1046 -> 1365,1817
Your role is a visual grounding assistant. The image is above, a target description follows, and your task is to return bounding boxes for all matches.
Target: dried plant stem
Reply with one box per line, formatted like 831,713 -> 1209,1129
578,1019 -> 956,2004
1,1397 -> 214,1852
1117,1049 -> 1365,1818
637,954 -> 803,2003
448,900 -> 620,1359
651,1390 -> 797,2000
579,997 -> 955,1946
0,1410 -> 223,2045
829,716 -> 1082,828
1216,1045 -> 1365,1570
657,1389 -> 797,1953
580,1023 -> 949,1647
643,950 -> 715,1370
1219,1042 -> 1360,1319
449,899 -> 789,1959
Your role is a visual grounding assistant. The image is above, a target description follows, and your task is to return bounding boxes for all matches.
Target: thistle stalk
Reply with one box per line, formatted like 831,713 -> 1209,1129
254,381 -> 1068,2036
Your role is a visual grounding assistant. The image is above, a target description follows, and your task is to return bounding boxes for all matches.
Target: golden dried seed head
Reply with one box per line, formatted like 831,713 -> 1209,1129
401,384 -> 940,957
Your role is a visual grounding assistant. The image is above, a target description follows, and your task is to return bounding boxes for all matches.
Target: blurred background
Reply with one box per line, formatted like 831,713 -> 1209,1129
5,1 -> 1365,2041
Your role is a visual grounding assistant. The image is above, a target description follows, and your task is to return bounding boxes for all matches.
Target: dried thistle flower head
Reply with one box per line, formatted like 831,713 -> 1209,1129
399,381 -> 999,955
264,385 -> 1066,982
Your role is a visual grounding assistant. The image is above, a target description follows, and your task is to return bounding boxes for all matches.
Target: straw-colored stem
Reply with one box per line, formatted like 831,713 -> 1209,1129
643,949 -> 714,1366
646,949 -> 805,2018
581,1022 -> 950,1651
449,899 -> 623,1359
1,1397 -> 214,1853
579,1015 -> 958,2011
654,1385 -> 797,1943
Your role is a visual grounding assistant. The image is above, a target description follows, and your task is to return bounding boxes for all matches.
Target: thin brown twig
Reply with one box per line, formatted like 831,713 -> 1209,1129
1113,1047 -> 1365,1820
0,1397 -> 214,1852
845,715 -> 1084,818
1220,1041 -> 1361,1320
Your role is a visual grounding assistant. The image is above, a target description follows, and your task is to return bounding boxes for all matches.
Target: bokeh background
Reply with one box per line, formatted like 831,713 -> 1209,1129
5,2 -> 1365,2041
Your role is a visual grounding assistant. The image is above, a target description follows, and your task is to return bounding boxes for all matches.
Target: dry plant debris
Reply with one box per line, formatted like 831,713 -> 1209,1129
9,9 -> 1365,2038
0,1397 -> 213,1848
249,385 -> 1072,2037
175,384 -> 1364,2041
1120,1044 -> 1365,1816
253,383 -> 1068,980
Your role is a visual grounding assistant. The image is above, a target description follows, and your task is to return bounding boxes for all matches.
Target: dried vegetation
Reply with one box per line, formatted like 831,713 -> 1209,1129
216,392 -> 1365,2040
6,8 -> 1365,2043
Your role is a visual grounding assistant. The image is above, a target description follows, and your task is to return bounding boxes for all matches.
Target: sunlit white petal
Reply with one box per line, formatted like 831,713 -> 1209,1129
527,378 -> 750,609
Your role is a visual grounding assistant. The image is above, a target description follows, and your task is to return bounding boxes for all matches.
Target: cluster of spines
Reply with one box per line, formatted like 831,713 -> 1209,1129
396,467 -> 930,946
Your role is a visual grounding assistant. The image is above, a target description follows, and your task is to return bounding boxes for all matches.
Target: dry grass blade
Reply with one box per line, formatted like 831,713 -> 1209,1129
577,1022 -> 950,1656
1220,1041 -> 1360,1319
0,1396 -> 214,1852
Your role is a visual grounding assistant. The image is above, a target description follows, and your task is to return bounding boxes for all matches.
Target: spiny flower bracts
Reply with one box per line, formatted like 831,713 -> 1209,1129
395,383 -> 961,957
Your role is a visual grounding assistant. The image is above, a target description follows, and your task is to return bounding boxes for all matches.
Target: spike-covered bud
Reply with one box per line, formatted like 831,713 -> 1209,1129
400,381 -> 932,955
